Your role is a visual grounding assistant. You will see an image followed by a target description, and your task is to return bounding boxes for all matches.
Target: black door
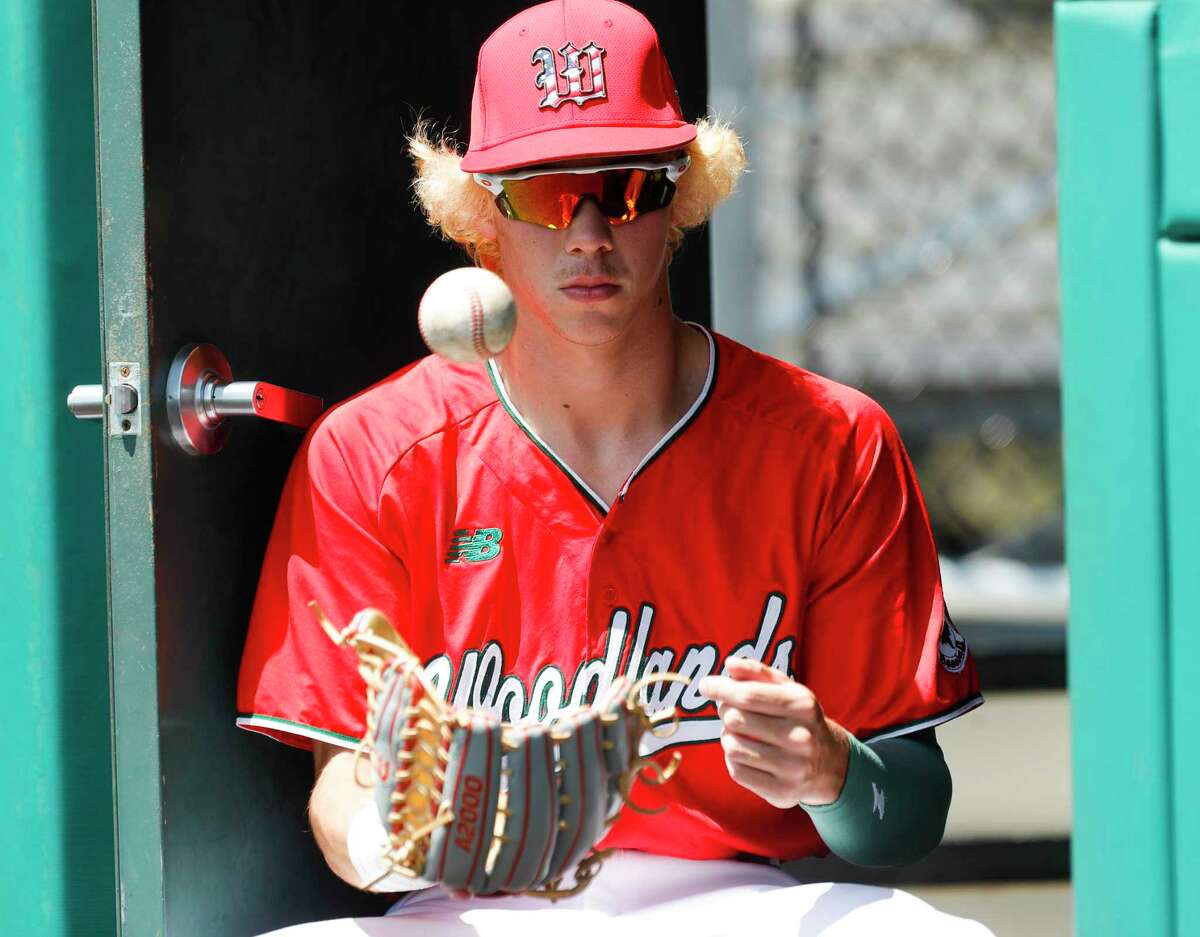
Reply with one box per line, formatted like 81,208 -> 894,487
99,2 -> 709,934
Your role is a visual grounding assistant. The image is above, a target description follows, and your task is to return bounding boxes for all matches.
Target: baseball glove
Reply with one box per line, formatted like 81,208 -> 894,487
315,604 -> 685,900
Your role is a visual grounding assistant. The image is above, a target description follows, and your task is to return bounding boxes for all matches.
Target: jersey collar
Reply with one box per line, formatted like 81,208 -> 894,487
486,323 -> 718,516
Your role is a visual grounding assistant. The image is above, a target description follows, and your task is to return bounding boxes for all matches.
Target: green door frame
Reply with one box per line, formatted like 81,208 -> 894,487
92,0 -> 164,931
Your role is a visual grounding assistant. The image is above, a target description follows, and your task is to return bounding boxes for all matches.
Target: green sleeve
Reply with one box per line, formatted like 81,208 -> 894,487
799,727 -> 951,868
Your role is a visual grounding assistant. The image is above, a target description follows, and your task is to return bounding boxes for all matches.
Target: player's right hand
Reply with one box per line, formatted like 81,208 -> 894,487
698,657 -> 852,809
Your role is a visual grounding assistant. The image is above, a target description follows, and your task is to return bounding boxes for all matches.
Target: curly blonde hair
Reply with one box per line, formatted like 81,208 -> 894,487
407,118 -> 747,271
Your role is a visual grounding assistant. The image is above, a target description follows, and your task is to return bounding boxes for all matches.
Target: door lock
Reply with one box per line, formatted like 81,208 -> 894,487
65,362 -> 143,437
66,344 -> 324,455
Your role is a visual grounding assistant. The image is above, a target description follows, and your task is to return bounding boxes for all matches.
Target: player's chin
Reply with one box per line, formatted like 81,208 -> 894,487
549,311 -> 632,347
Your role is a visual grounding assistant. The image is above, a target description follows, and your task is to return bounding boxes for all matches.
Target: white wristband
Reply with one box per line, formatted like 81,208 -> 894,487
346,800 -> 433,894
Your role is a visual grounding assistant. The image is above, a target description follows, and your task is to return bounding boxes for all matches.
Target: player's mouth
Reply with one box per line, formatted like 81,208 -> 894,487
560,276 -> 620,302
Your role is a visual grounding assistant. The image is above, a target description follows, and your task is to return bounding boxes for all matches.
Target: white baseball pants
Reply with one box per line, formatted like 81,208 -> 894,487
259,851 -> 995,937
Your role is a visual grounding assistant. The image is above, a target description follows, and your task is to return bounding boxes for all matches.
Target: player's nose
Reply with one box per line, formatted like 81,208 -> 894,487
564,197 -> 614,255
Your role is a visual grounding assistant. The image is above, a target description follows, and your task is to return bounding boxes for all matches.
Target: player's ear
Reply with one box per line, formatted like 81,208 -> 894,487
477,201 -> 499,240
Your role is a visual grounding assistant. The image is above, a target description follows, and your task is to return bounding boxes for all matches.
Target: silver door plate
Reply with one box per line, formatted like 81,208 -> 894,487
108,362 -> 141,437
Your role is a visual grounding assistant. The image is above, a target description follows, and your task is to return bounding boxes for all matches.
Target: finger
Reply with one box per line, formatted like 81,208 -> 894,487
698,674 -> 792,713
724,756 -> 797,810
721,728 -> 793,775
698,675 -> 818,720
724,657 -> 789,684
722,705 -> 814,750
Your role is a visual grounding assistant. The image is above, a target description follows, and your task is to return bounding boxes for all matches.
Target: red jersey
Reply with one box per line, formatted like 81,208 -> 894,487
237,326 -> 982,861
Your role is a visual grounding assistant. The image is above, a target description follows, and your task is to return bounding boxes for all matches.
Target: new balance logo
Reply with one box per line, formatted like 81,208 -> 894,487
872,782 -> 886,820
446,527 -> 503,564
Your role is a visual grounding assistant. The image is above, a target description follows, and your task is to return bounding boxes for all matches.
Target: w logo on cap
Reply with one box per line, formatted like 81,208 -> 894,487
459,1 -> 695,174
531,42 -> 607,109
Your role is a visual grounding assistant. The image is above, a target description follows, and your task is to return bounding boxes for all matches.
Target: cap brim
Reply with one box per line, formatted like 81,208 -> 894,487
460,123 -> 698,173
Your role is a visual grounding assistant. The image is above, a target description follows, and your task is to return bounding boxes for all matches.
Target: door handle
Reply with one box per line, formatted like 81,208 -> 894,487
66,343 -> 324,456
166,343 -> 323,455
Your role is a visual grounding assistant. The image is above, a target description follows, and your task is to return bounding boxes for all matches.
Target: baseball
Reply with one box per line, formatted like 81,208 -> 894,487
417,267 -> 516,363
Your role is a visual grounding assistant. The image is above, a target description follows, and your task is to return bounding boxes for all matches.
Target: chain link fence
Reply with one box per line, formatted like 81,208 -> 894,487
711,0 -> 1064,624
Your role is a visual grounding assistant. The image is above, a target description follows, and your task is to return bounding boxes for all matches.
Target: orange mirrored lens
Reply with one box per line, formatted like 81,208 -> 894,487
497,168 -> 675,229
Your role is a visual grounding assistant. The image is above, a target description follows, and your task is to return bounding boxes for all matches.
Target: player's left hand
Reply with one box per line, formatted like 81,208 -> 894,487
698,658 -> 852,809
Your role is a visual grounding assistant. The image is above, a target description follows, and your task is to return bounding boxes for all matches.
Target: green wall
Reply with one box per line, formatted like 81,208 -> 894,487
1058,1 -> 1200,934
1159,39 -> 1200,931
0,2 -> 115,934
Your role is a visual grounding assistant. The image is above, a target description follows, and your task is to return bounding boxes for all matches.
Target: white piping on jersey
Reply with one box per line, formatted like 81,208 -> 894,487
486,322 -> 716,512
488,357 -> 610,511
860,695 -> 986,745
640,694 -> 986,757
236,714 -> 358,751
615,323 -> 716,501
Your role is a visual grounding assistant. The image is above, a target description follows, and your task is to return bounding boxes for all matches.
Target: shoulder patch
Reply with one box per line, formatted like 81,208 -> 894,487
938,607 -> 969,674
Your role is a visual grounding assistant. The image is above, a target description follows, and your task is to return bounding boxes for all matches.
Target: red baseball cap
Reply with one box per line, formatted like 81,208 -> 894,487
459,0 -> 697,173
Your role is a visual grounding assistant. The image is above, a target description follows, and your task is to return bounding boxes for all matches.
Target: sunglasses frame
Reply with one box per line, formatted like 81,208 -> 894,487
472,154 -> 691,228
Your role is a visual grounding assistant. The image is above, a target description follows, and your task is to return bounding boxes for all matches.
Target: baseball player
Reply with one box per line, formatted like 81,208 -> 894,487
237,2 -> 990,934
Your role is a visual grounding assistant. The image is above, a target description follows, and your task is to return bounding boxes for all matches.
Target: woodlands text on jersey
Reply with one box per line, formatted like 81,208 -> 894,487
237,326 -> 982,862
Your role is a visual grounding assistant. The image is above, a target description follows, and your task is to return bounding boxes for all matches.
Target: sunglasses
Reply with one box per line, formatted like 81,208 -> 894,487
472,155 -> 690,230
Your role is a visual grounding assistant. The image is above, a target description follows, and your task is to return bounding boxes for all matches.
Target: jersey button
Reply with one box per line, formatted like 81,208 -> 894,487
603,586 -> 617,604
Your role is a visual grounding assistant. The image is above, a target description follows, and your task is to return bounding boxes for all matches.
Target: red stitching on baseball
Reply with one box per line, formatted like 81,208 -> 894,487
468,287 -> 487,359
